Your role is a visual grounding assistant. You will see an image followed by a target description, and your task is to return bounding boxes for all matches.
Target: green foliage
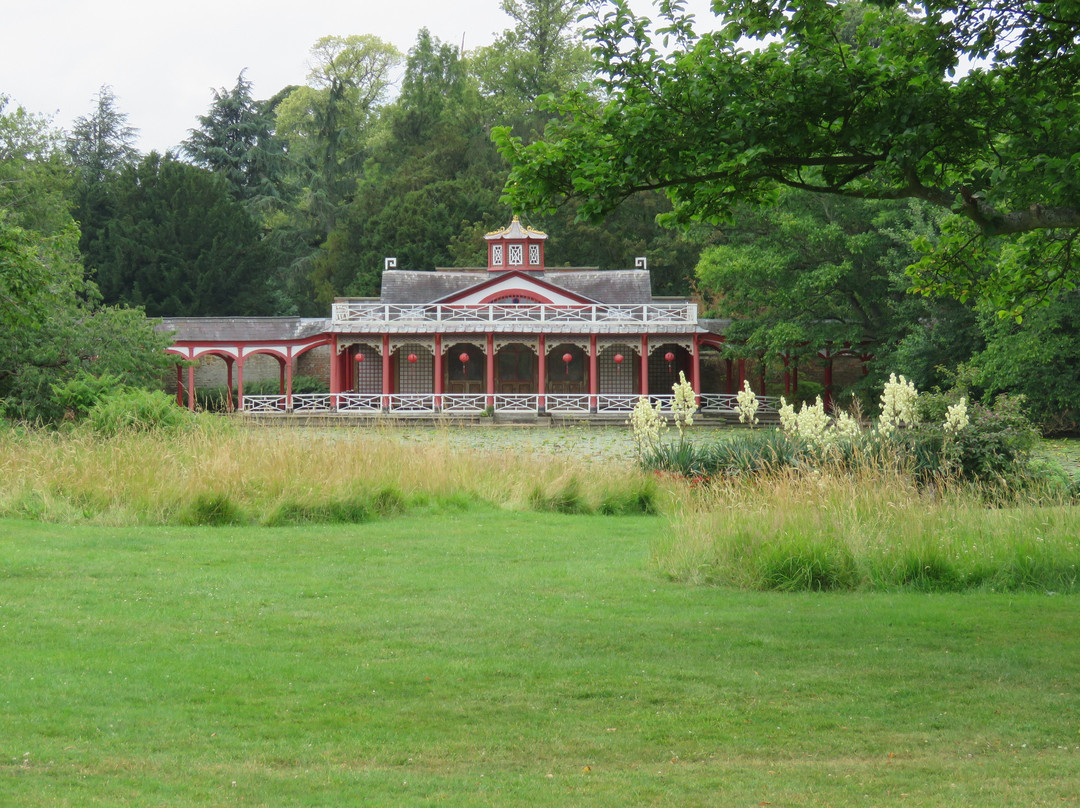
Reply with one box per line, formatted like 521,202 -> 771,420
499,0 -> 1080,314
50,371 -> 123,420
79,153 -> 278,316
1,99 -> 176,423
65,85 -> 138,183
183,71 -> 286,205
85,388 -> 197,436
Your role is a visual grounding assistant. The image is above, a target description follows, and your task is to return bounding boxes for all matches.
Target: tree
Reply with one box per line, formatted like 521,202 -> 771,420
274,34 -> 402,236
65,85 -> 139,183
1,97 -> 174,422
496,0 -> 1080,316
81,153 -> 277,316
472,0 -> 592,135
183,71 -> 285,205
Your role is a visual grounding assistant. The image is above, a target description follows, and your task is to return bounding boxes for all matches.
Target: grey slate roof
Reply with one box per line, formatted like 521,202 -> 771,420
157,317 -> 331,342
378,269 -> 657,305
379,271 -> 485,305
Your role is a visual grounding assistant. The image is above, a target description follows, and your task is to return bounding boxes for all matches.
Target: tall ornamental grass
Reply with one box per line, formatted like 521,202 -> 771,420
0,420 -> 661,526
655,465 -> 1080,592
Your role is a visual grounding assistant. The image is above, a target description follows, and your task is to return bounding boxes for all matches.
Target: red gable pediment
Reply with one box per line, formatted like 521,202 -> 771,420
431,271 -> 598,306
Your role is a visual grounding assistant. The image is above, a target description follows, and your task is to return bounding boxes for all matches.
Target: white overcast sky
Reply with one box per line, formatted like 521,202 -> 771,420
2,0 -> 718,156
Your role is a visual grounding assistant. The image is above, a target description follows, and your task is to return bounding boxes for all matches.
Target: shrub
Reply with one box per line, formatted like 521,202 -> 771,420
86,388 -> 197,436
50,371 -> 124,421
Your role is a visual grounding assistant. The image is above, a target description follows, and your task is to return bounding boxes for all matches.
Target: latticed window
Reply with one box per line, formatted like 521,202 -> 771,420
396,344 -> 432,394
529,244 -> 541,266
508,244 -> 523,266
491,244 -> 504,266
353,344 -> 381,394
598,345 -> 635,394
649,345 -> 685,394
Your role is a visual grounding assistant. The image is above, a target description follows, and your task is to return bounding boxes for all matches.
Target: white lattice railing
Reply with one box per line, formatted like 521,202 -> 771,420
700,393 -> 778,413
388,394 -> 437,413
337,393 -> 382,413
241,390 -> 779,416
493,394 -> 536,413
331,301 -> 697,326
291,394 -> 333,412
546,394 -> 590,413
441,394 -> 486,413
595,394 -> 640,413
242,395 -> 287,413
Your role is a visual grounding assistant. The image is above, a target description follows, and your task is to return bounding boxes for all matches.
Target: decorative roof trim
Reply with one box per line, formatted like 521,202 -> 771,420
484,215 -> 548,241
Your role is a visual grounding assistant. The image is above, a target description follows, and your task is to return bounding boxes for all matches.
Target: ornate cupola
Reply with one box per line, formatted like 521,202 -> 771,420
485,215 -> 548,272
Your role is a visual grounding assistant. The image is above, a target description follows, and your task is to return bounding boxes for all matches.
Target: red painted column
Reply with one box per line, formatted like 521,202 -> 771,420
237,356 -> 245,410
537,334 -> 547,412
329,336 -> 340,410
588,335 -> 599,412
176,364 -> 184,407
792,364 -> 799,399
485,334 -> 495,410
725,358 -> 734,394
381,335 -> 392,410
691,334 -> 702,407
639,335 -> 649,396
738,358 -> 746,392
187,364 -> 196,411
434,335 -> 443,411
783,354 -> 791,396
759,353 -> 767,397
225,358 -> 234,412
285,353 -> 294,412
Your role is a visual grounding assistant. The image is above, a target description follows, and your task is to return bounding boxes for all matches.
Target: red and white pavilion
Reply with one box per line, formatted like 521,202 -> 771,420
162,217 -> 823,417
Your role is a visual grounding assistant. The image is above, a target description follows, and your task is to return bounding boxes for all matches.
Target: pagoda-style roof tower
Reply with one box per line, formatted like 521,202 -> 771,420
485,216 -> 547,271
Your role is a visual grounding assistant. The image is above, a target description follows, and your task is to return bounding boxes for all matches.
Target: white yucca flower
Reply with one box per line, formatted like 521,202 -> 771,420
735,380 -> 759,427
778,396 -> 798,433
795,396 -> 832,447
629,395 -> 666,455
671,371 -> 697,436
879,372 -> 919,436
944,397 -> 970,434
835,410 -> 861,440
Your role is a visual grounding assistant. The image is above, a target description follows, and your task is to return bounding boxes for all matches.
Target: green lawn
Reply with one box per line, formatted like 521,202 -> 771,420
2,511 -> 1077,806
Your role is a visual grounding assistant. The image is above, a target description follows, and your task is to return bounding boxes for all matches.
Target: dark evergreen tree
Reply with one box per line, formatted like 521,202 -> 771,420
65,85 -> 139,183
183,71 -> 285,205
82,153 -> 276,316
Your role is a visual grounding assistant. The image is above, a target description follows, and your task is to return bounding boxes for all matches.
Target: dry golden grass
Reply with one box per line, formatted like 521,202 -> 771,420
658,465 -> 1080,591
0,421 -> 664,525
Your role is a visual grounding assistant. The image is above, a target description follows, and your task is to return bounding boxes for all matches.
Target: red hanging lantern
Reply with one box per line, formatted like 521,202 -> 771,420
665,351 -> 675,372
459,351 -> 470,373
354,352 -> 364,362
613,353 -> 624,373
407,353 -> 418,364
562,352 -> 573,377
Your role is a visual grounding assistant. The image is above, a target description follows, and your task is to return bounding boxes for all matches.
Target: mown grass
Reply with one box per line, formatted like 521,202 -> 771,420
2,512 -> 1078,807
